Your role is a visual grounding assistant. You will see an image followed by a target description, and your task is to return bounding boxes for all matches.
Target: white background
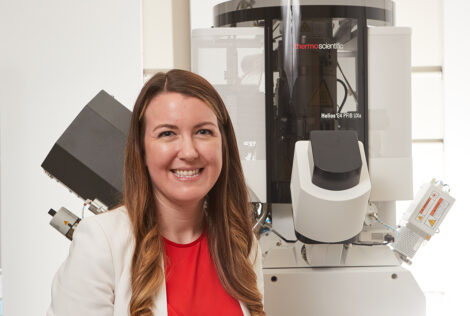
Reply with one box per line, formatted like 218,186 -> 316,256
0,1 -> 142,315
1,0 -> 469,315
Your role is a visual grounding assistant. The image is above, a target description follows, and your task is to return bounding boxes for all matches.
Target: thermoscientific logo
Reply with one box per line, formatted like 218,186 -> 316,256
295,43 -> 344,50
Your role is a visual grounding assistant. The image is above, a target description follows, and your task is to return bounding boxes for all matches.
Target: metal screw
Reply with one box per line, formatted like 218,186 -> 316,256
391,273 -> 398,279
271,276 -> 278,282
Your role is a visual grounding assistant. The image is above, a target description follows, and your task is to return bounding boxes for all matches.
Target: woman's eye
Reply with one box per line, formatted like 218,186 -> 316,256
158,131 -> 175,138
197,129 -> 213,136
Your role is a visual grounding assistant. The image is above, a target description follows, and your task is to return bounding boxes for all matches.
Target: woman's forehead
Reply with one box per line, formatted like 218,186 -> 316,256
144,92 -> 218,125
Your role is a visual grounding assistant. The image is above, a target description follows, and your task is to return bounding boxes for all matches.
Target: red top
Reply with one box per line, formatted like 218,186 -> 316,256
163,231 -> 244,316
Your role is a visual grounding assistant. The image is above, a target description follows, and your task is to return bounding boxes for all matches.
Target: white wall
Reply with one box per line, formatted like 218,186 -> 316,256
190,0 -> 223,30
0,1 -> 142,315
393,2 -> 447,314
397,1 -> 470,314
394,0 -> 443,67
442,1 -> 470,315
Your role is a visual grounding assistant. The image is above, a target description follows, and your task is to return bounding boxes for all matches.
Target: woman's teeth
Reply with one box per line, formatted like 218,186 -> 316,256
172,169 -> 201,177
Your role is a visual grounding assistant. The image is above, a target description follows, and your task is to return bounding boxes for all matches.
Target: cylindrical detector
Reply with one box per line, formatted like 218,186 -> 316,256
49,207 -> 81,240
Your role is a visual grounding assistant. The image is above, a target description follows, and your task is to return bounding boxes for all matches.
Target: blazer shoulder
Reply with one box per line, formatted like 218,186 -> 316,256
91,206 -> 132,234
84,206 -> 135,266
92,206 -> 130,225
48,208 -> 124,315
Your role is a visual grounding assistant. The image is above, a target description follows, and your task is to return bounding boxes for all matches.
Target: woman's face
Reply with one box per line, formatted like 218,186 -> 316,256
143,92 -> 223,207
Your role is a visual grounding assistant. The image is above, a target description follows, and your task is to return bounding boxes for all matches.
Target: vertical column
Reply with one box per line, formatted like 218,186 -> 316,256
143,0 -> 191,75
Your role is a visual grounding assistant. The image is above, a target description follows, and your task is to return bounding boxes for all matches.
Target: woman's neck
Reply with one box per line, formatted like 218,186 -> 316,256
156,195 -> 205,244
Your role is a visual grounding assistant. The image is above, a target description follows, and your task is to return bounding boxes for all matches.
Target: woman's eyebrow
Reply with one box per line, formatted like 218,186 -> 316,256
194,121 -> 217,129
151,122 -> 216,133
152,124 -> 177,132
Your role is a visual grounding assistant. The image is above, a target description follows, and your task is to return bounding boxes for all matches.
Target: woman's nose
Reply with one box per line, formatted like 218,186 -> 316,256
178,136 -> 199,160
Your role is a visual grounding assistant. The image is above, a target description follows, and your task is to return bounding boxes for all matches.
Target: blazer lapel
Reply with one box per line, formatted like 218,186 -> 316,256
152,276 -> 168,316
239,301 -> 251,316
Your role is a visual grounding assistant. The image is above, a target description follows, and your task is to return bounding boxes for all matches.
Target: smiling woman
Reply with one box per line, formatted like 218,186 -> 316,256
47,69 -> 265,316
143,92 -> 223,218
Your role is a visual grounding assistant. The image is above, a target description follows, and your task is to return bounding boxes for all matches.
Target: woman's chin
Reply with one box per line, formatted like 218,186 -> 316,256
159,190 -> 206,207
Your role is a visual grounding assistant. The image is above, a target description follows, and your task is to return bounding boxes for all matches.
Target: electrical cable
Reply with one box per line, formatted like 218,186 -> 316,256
336,78 -> 347,112
337,62 -> 358,104
252,202 -> 268,232
375,214 -> 400,238
81,203 -> 86,219
437,179 -> 451,192
273,21 -> 280,32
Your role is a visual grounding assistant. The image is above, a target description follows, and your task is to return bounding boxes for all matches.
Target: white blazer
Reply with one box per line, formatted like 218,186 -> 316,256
47,206 -> 264,316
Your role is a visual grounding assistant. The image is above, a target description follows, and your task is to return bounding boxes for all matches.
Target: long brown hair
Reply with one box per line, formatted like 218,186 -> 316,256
123,69 -> 265,316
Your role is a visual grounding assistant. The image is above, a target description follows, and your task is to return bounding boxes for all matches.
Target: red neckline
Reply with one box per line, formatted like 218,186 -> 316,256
163,231 -> 205,248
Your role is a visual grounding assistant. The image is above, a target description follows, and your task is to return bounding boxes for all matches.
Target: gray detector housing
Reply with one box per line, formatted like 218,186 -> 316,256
310,130 -> 362,191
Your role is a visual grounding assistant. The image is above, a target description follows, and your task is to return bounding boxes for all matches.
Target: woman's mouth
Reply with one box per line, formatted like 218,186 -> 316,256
171,168 -> 203,179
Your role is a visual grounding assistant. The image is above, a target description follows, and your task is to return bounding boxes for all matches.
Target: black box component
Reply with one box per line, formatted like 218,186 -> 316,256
42,90 -> 131,207
310,130 -> 362,191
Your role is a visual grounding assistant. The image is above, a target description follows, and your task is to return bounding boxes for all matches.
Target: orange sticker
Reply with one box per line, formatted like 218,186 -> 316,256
431,198 -> 443,216
420,198 -> 431,214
